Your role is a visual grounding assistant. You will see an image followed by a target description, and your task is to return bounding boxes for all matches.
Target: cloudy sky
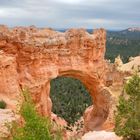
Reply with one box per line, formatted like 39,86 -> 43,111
0,0 -> 139,30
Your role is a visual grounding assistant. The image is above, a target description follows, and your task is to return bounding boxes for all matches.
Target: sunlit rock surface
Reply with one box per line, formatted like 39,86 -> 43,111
0,51 -> 21,111
0,109 -> 19,138
0,25 -> 116,132
82,131 -> 122,140
119,56 -> 140,73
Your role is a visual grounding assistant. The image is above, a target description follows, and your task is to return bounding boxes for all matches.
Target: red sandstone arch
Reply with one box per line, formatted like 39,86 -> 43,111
39,69 -> 112,131
0,26 -> 113,131
60,70 -> 111,130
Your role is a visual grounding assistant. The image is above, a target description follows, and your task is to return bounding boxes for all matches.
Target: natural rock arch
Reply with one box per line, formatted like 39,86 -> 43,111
51,70 -> 112,131
0,26 -> 113,131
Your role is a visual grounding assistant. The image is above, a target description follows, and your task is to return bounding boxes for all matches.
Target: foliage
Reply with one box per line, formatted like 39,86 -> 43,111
50,77 -> 92,125
10,89 -> 63,140
0,100 -> 6,109
114,74 -> 140,140
106,30 -> 140,63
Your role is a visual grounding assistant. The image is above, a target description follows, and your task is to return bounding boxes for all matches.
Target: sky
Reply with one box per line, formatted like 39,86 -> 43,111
0,0 -> 140,30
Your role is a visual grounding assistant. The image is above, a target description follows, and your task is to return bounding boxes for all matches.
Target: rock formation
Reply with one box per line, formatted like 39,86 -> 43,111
0,51 -> 21,111
114,55 -> 123,69
0,109 -> 19,138
119,56 -> 140,73
0,25 -> 114,132
82,131 -> 122,140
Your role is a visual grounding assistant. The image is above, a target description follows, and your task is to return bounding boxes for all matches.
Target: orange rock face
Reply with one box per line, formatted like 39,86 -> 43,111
0,51 -> 21,110
0,25 -> 113,131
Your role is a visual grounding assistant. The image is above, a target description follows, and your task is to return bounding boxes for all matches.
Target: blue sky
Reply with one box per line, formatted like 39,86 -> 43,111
0,0 -> 139,30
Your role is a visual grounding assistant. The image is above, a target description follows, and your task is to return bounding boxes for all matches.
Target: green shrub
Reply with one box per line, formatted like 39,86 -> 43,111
114,74 -> 140,140
10,89 -> 63,140
0,100 -> 6,109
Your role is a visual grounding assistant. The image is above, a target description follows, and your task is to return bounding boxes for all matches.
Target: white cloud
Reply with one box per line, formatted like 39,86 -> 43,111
0,0 -> 139,29
53,0 -> 84,4
0,7 -> 30,18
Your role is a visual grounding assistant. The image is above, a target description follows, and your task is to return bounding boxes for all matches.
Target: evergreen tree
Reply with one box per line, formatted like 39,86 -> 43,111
114,74 -> 140,140
50,77 -> 92,125
10,89 -> 62,140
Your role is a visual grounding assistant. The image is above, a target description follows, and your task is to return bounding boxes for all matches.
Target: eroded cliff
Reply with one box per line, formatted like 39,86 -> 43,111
0,25 -> 114,132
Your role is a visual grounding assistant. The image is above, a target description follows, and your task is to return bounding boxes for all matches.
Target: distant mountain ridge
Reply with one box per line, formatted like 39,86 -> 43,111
56,27 -> 140,33
127,27 -> 140,32
106,28 -> 140,63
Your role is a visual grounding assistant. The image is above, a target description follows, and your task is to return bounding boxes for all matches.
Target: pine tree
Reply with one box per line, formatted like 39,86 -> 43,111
10,89 -> 62,140
114,74 -> 140,140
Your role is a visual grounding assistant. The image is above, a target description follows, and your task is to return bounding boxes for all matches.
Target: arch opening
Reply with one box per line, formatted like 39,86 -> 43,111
42,70 -> 112,132
50,76 -> 92,126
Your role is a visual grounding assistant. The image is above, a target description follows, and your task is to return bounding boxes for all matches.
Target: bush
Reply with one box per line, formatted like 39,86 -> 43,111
0,100 -> 6,109
114,74 -> 140,140
10,89 -> 63,140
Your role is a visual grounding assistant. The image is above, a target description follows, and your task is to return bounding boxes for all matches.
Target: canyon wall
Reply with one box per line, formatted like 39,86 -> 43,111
0,25 -> 114,131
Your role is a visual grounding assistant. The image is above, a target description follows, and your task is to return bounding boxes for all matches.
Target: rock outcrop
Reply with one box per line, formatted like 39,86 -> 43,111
0,25 -> 114,132
0,51 -> 21,111
114,55 -> 123,69
82,131 -> 122,140
119,56 -> 140,73
0,109 -> 19,138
